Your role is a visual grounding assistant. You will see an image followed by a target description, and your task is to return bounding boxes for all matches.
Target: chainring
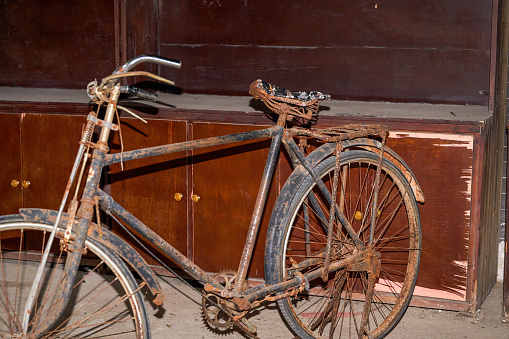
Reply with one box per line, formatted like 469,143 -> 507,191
201,270 -> 248,331
202,292 -> 234,330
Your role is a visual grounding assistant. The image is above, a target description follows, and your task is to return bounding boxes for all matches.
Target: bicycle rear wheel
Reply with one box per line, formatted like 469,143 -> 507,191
0,215 -> 150,338
265,150 -> 421,339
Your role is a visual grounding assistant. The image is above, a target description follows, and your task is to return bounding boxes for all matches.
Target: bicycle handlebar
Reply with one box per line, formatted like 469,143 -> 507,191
114,54 -> 181,74
120,86 -> 158,102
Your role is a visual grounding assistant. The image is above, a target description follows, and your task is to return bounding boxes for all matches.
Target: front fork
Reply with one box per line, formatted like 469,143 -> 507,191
22,86 -> 119,336
28,150 -> 107,336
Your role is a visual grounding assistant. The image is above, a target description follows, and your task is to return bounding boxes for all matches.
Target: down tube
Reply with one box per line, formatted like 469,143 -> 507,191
96,189 -> 216,286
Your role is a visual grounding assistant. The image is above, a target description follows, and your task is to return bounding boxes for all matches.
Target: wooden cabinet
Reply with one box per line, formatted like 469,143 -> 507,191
108,120 -> 277,278
109,118 -> 188,266
385,131 -> 481,310
0,96 -> 500,313
311,101 -> 495,313
0,113 -> 84,215
0,113 -> 22,215
191,123 -> 276,278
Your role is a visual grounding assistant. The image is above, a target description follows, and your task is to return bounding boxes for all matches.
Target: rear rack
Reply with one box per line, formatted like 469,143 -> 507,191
289,124 -> 389,143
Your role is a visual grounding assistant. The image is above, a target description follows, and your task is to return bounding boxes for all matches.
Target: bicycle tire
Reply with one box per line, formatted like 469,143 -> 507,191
265,150 -> 421,339
0,214 -> 150,338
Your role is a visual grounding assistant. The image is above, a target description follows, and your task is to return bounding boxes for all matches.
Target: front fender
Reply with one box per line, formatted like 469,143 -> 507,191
307,139 -> 425,203
19,208 -> 164,305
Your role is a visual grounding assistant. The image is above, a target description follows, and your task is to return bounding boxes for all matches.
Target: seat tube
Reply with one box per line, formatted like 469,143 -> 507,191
235,127 -> 283,290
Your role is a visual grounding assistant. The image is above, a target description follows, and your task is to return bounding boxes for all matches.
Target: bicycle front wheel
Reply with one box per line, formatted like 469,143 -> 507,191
0,215 -> 150,338
266,150 -> 421,339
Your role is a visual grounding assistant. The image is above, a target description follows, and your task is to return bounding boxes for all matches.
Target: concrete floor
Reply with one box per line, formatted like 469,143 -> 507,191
148,276 -> 509,339
2,257 -> 507,338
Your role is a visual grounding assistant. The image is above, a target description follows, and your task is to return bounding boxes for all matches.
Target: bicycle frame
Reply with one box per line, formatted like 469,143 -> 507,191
91,118 -> 373,294
97,125 -> 284,290
24,101 -> 376,306
11,56 -> 424,338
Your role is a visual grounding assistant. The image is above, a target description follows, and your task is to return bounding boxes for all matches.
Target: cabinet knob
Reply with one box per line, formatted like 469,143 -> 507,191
21,180 -> 30,189
354,211 -> 362,220
191,194 -> 200,203
11,179 -> 19,188
174,193 -> 183,201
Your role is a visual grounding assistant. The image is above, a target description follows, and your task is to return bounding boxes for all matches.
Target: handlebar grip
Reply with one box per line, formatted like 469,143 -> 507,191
121,86 -> 158,102
115,54 -> 181,74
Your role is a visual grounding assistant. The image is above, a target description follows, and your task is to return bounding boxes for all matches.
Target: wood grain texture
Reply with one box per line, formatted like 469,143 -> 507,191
0,113 -> 22,215
158,0 -> 493,105
124,0 -> 159,79
386,132 -> 474,300
191,123 -> 275,278
162,1 -> 491,49
20,114 -> 85,251
263,128 -> 476,301
0,0 -> 116,88
477,0 -> 508,311
109,118 -> 188,266
160,45 -> 490,105
21,114 -> 84,210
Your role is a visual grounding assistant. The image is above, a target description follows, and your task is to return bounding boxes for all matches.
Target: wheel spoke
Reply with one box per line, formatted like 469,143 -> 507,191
0,220 -> 148,338
268,151 -> 421,338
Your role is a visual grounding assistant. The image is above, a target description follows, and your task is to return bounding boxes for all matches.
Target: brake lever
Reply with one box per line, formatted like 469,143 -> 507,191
116,105 -> 148,124
100,71 -> 176,88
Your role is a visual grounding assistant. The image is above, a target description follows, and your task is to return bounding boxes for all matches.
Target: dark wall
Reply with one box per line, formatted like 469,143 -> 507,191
158,1 -> 493,105
0,0 -> 495,105
0,0 -> 116,89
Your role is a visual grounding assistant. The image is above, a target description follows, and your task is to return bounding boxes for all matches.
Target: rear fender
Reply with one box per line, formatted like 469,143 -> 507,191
306,139 -> 425,203
19,208 -> 164,305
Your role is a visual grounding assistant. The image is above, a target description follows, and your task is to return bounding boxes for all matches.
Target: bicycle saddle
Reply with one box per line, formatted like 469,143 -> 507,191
253,79 -> 330,103
249,79 -> 330,120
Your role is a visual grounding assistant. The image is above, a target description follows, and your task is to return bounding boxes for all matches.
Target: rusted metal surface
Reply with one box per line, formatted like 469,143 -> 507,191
322,142 -> 343,282
31,215 -> 92,336
96,189 -> 218,287
235,127 -> 283,290
19,208 -> 164,305
249,79 -> 330,120
307,137 -> 425,203
284,134 -> 365,249
248,251 -> 364,303
104,127 -> 279,166
10,64 -> 424,336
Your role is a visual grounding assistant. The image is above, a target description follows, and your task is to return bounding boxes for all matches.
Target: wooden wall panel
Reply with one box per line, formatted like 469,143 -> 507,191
110,119 -> 188,266
159,1 -> 491,49
0,0 -> 116,88
159,44 -> 490,104
0,114 -> 22,215
21,114 -> 84,210
0,0 -> 496,105
191,123 -> 275,278
125,0 -> 158,74
157,0 -> 493,105
386,132 -> 473,301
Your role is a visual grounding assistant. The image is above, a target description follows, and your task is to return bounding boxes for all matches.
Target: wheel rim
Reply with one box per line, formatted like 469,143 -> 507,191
0,222 -> 146,338
280,153 -> 420,339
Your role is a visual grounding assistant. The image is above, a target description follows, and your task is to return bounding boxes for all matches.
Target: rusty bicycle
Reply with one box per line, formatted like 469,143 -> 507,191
0,55 -> 423,338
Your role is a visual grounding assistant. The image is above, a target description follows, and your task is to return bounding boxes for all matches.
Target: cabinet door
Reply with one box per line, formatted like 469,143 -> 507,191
0,113 -> 22,215
191,123 -> 277,278
386,132 -> 473,302
110,119 -> 188,266
21,114 -> 85,210
21,114 -> 86,251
